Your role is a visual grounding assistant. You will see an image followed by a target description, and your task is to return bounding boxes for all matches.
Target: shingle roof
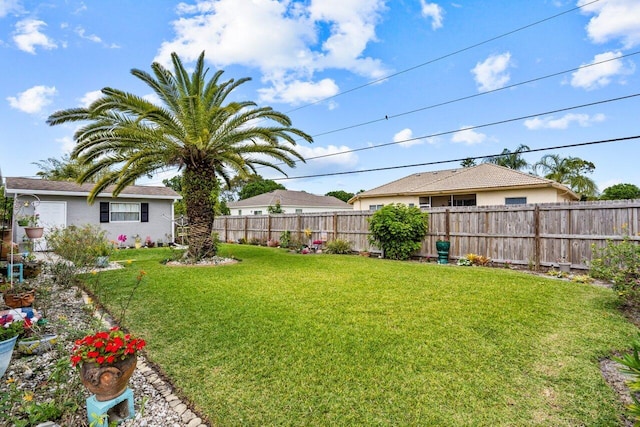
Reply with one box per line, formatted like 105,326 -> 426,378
351,163 -> 578,201
228,189 -> 351,208
4,177 -> 181,200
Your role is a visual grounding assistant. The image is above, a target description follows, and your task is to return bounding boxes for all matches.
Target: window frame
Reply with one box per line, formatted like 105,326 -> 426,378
110,202 -> 141,223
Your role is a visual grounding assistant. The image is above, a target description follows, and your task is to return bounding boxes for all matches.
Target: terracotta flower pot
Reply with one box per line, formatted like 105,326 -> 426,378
3,289 -> 36,308
80,354 -> 137,401
24,227 -> 44,239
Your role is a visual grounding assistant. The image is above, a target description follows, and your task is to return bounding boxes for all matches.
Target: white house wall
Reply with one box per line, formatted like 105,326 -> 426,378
231,205 -> 353,215
15,194 -> 175,246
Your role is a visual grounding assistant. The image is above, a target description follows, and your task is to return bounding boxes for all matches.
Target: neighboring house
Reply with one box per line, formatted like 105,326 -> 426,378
227,189 -> 352,215
349,163 -> 579,210
4,177 -> 181,250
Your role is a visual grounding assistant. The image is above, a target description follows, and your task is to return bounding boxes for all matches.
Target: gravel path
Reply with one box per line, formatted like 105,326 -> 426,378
1,262 -> 209,427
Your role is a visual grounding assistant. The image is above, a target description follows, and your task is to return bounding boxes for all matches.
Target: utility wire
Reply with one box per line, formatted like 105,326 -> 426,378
140,92 -> 639,187
284,0 -> 603,114
295,92 -> 640,160
309,50 -> 640,140
273,135 -> 640,181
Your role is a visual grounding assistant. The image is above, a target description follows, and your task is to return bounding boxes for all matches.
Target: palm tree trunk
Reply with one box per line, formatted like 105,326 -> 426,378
182,164 -> 218,259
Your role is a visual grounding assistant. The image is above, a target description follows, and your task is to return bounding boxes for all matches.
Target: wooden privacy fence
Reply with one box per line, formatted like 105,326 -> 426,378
212,199 -> 640,270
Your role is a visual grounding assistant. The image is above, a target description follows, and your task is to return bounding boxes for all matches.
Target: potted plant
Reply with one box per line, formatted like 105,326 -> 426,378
2,279 -> 37,309
10,308 -> 56,356
0,313 -> 28,378
71,326 -> 146,401
22,214 -> 43,239
117,234 -> 127,249
144,236 -> 154,248
557,257 -> 571,273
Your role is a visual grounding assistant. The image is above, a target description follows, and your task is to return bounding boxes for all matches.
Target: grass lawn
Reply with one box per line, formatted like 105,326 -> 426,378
88,244 -> 637,426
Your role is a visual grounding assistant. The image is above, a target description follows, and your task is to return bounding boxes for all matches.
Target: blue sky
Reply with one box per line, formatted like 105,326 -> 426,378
1,0 -> 639,197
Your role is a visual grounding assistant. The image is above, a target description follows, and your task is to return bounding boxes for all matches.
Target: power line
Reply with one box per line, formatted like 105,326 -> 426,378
308,50 -> 640,141
296,92 -> 640,161
141,93 -> 640,186
284,0 -> 603,114
272,135 -> 640,181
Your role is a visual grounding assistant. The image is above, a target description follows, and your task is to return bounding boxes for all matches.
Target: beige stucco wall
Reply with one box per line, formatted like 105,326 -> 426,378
477,187 -> 573,205
351,196 -> 419,211
351,187 -> 575,210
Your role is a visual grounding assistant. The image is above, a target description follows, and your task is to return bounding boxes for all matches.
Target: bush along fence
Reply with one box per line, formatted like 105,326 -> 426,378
212,199 -> 640,270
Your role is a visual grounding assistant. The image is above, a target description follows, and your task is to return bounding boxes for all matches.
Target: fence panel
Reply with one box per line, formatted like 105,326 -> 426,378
211,199 -> 640,269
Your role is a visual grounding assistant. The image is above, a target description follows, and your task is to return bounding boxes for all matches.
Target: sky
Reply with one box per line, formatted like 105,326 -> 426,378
1,0 -> 639,197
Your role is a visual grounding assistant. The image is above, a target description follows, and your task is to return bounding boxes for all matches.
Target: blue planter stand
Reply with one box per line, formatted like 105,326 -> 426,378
86,388 -> 135,427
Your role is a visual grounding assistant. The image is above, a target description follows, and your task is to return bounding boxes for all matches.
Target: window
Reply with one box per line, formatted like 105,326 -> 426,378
295,209 -> 303,213
408,203 -> 415,208
253,210 -> 262,215
369,204 -> 384,211
505,197 -> 527,205
238,210 -> 242,215
110,203 -> 140,222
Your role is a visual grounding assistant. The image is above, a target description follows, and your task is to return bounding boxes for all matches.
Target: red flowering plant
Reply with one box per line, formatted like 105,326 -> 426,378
70,326 -> 146,367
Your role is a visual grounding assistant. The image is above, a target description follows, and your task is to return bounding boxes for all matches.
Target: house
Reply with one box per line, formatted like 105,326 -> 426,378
4,177 -> 181,250
227,189 -> 352,215
348,163 -> 579,210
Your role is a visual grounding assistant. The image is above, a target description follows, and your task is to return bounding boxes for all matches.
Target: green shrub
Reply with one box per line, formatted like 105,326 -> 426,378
324,239 -> 352,254
614,334 -> 640,423
46,224 -> 108,268
590,237 -> 640,305
280,230 -> 291,248
368,204 -> 428,261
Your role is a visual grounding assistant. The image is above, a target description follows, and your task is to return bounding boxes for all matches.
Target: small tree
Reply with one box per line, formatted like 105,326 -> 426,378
600,183 -> 640,200
368,204 -> 428,260
325,190 -> 355,203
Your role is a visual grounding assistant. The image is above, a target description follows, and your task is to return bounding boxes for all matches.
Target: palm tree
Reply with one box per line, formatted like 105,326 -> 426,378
483,144 -> 530,170
47,51 -> 312,259
460,158 -> 476,168
532,154 -> 598,198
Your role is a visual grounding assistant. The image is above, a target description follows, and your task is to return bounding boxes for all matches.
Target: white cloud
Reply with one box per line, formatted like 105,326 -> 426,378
524,113 -> 606,130
258,78 -> 339,105
570,51 -> 634,90
393,128 -> 424,147
0,0 -> 22,17
155,0 -> 389,106
7,85 -> 57,114
75,26 -> 102,43
296,144 -> 358,167
143,92 -> 163,106
579,0 -> 640,49
13,19 -> 57,54
56,136 -> 76,154
471,52 -> 513,92
451,126 -> 486,145
420,1 -> 444,30
79,90 -> 102,107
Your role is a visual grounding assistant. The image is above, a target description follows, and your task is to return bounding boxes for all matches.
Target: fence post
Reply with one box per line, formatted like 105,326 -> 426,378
333,213 -> 338,240
244,216 -> 248,243
445,209 -> 450,241
534,205 -> 540,271
267,215 -> 272,242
